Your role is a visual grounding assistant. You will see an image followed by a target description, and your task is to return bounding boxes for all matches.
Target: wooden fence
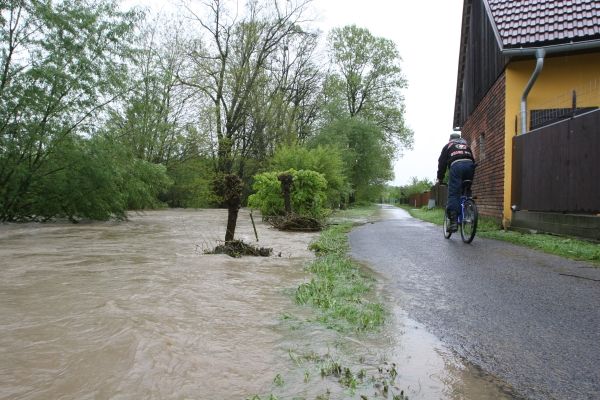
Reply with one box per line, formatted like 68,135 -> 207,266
512,109 -> 600,213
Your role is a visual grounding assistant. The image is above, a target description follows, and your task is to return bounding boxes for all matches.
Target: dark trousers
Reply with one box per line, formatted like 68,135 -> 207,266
447,160 -> 475,218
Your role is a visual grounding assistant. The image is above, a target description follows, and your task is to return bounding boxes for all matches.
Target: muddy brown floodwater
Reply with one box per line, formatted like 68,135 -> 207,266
0,209 -> 515,400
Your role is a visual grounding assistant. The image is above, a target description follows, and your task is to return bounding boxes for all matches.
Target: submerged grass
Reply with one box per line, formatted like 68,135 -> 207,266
282,349 -> 405,400
402,205 -> 600,264
296,222 -> 385,332
248,206 -> 403,400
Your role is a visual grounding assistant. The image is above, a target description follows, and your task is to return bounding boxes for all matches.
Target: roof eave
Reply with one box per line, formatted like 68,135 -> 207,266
501,38 -> 600,57
453,0 -> 600,130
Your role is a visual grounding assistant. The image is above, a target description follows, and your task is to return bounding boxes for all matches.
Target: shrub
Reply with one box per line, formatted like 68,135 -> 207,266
290,169 -> 328,218
248,169 -> 328,218
248,171 -> 284,216
270,144 -> 349,208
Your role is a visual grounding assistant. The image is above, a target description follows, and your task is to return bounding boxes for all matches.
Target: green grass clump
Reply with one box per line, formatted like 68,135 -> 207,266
481,230 -> 600,262
402,205 -> 599,264
308,224 -> 351,255
297,223 -> 385,331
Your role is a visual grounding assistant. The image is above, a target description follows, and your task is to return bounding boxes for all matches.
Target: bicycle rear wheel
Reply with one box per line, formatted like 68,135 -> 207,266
443,212 -> 452,239
460,199 -> 478,243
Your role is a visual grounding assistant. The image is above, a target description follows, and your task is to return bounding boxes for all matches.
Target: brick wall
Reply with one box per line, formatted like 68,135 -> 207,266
461,73 -> 506,219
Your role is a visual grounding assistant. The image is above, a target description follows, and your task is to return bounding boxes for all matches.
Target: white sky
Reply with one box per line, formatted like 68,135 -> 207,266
122,0 -> 464,186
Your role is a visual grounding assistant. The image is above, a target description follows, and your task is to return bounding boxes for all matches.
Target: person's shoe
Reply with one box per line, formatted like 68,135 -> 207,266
449,220 -> 458,232
448,212 -> 458,232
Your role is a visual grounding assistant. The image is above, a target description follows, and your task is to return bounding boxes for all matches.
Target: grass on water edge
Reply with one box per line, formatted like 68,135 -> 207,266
247,206 -> 408,400
402,205 -> 600,264
295,207 -> 385,333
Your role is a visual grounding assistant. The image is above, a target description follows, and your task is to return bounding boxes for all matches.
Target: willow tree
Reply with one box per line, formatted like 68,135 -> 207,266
0,0 -> 141,221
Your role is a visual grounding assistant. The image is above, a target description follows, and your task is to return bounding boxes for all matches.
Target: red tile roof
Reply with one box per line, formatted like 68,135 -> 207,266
487,0 -> 600,48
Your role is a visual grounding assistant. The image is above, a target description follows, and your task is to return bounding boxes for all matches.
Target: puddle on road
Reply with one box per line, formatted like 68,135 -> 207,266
381,304 -> 516,399
0,209 -> 516,399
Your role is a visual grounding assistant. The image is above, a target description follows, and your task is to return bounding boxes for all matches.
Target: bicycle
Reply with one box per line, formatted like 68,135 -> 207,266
442,180 -> 479,243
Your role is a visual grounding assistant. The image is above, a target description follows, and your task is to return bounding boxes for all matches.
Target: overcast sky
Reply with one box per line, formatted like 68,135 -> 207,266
122,0 -> 464,186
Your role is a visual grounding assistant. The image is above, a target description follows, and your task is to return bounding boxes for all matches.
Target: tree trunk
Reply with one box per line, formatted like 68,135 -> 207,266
225,206 -> 240,242
278,172 -> 293,215
214,174 -> 243,242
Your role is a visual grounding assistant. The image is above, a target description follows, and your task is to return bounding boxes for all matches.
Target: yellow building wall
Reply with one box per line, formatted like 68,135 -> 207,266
503,52 -> 600,225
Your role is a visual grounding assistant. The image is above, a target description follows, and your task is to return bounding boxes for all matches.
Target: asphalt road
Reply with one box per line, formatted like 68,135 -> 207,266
349,205 -> 600,400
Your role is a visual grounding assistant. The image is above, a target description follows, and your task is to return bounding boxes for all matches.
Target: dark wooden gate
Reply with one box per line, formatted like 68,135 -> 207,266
512,109 -> 600,213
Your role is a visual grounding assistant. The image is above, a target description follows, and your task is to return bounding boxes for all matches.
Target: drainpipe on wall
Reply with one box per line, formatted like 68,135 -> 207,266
503,41 -> 600,134
520,48 -> 545,134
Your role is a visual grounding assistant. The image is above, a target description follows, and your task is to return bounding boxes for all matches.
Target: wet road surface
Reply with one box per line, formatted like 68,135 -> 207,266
349,205 -> 600,400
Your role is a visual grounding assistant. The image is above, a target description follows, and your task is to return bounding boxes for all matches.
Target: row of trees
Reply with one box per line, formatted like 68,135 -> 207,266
0,0 -> 413,222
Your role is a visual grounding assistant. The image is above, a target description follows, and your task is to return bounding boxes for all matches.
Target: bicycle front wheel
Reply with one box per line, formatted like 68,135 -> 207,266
460,199 -> 478,243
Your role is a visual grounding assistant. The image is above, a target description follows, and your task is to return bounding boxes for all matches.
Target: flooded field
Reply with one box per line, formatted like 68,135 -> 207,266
0,209 -> 515,399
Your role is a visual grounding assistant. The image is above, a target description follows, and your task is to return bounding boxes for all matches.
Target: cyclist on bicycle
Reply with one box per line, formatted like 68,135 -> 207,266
436,133 -> 475,232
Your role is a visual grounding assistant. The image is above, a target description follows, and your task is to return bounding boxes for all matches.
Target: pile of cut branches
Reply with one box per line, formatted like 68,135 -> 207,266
268,213 -> 322,232
205,240 -> 272,258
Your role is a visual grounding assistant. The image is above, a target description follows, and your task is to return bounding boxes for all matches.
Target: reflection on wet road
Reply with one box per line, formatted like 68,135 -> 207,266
350,205 -> 600,400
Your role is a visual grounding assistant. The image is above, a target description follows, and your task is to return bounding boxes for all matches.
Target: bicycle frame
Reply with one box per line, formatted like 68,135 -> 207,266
457,195 -> 469,224
443,179 -> 478,243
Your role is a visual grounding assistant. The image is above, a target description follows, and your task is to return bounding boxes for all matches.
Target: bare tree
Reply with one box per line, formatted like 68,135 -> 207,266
180,0 -> 313,173
179,0 -> 313,241
106,15 -> 204,165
